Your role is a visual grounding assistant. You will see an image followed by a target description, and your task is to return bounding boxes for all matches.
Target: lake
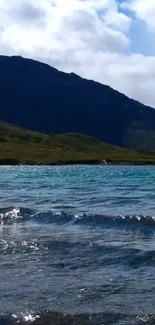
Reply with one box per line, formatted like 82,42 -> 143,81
1,165 -> 155,325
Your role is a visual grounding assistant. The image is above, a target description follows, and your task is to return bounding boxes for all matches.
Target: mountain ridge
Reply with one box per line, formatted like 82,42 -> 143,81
1,55 -> 155,150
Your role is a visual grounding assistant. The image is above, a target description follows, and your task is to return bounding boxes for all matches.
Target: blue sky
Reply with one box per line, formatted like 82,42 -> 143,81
118,1 -> 155,56
129,20 -> 155,55
0,0 -> 155,107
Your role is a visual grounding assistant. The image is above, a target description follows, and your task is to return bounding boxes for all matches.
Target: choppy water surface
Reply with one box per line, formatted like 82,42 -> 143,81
1,165 -> 155,325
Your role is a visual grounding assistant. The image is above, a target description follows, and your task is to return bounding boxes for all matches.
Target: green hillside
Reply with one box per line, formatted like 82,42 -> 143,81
0,122 -> 154,165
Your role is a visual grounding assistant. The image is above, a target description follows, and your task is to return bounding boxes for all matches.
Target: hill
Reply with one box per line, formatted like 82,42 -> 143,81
0,122 -> 154,165
1,55 -> 155,151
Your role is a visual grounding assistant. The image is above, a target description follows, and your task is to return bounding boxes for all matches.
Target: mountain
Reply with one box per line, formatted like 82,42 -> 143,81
0,121 -> 155,165
1,55 -> 155,150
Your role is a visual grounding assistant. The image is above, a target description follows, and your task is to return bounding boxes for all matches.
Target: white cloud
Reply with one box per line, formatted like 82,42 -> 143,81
122,0 -> 155,30
0,0 -> 155,107
103,11 -> 131,33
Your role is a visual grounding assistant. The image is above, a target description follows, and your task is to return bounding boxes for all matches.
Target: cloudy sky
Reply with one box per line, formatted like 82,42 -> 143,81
0,0 -> 155,107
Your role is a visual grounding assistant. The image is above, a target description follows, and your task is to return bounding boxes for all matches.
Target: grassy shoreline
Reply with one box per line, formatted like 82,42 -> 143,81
1,158 -> 155,166
0,121 -> 155,166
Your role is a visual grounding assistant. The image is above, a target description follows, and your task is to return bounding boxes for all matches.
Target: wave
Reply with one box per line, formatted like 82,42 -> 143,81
1,207 -> 155,229
0,311 -> 154,325
0,313 -> 40,325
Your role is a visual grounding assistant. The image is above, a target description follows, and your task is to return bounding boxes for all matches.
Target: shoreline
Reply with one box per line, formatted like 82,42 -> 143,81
0,158 -> 155,166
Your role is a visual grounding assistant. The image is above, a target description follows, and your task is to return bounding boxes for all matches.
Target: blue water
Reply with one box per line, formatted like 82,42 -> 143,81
1,165 -> 155,324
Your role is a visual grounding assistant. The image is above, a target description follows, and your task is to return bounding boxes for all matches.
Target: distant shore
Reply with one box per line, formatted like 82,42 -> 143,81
0,158 -> 155,166
0,122 -> 155,167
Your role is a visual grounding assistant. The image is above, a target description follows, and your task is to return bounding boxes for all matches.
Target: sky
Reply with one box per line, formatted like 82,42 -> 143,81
1,0 -> 155,107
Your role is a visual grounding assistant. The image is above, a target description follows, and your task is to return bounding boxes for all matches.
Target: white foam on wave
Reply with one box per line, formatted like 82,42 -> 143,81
22,314 -> 40,322
0,208 -> 22,224
12,313 -> 40,323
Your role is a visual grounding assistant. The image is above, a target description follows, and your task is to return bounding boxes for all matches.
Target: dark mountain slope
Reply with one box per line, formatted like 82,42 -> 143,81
0,55 -> 155,149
